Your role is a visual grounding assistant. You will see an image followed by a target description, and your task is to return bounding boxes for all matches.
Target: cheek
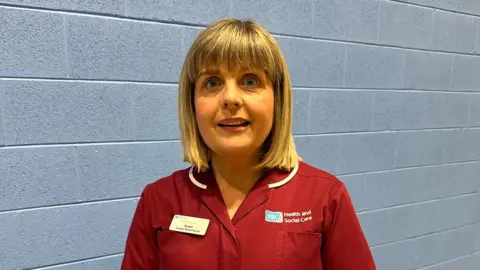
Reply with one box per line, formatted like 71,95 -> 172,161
194,98 -> 215,133
256,93 -> 274,127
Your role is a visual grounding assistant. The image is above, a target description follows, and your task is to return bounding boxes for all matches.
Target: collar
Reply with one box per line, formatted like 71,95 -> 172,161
188,162 -> 299,190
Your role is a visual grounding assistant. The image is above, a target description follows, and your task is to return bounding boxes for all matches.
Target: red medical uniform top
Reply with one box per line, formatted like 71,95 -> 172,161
121,161 -> 376,270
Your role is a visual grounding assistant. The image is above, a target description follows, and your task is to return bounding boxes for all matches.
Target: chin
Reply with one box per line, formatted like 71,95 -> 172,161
212,142 -> 259,156
217,145 -> 251,153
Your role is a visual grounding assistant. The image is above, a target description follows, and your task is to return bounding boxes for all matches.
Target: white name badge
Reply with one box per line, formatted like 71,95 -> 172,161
169,215 -> 210,236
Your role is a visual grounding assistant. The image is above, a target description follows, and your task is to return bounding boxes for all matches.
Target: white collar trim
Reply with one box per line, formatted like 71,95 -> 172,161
188,168 -> 208,189
188,162 -> 299,190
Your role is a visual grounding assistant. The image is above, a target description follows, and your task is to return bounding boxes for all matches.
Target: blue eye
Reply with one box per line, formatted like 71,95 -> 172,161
243,75 -> 259,88
204,77 -> 221,88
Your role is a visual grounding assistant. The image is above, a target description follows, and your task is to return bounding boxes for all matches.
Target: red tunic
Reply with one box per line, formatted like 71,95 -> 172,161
121,161 -> 376,270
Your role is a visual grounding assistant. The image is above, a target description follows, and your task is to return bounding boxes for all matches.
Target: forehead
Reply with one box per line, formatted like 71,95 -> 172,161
198,64 -> 266,76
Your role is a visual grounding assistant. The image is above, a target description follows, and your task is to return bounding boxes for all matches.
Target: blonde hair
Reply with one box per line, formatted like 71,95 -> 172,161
178,18 -> 300,172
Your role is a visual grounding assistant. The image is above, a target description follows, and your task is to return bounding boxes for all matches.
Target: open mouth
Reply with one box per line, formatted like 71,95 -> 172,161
218,121 -> 250,127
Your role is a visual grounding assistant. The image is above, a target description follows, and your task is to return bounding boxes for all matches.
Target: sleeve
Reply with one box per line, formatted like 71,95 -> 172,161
121,184 -> 159,270
321,184 -> 377,270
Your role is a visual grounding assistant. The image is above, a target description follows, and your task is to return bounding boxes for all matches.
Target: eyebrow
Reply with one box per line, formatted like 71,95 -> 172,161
198,67 -> 264,77
198,69 -> 220,77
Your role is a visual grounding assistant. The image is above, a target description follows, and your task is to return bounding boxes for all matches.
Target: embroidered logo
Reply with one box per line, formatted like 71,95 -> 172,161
265,210 -> 313,223
265,210 -> 283,223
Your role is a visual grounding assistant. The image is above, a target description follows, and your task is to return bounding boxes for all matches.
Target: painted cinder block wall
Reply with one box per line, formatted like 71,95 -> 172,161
0,0 -> 479,269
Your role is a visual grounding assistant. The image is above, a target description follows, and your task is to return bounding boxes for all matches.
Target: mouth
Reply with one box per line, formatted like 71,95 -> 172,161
217,121 -> 250,127
217,118 -> 251,128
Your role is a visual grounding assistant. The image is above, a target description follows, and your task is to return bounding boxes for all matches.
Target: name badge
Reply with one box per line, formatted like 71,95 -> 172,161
169,215 -> 210,236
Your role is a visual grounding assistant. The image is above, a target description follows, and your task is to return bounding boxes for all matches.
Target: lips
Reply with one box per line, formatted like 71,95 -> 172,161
217,118 -> 250,127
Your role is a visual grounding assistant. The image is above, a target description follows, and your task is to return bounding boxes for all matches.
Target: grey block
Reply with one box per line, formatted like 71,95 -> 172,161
379,1 -> 434,48
470,94 -> 480,127
340,162 -> 480,211
77,142 -> 185,201
313,0 -> 349,40
313,0 -> 379,42
277,37 -> 345,87
0,147 -> 80,211
309,90 -> 374,133
475,193 -> 480,223
420,253 -> 478,270
451,55 -> 480,91
433,11 -> 477,54
395,130 -> 445,168
0,7 -> 66,77
423,253 -> 480,270
1,0 -> 123,14
476,193 -> 480,222
439,93 -> 469,128
134,84 -> 179,140
372,92 -> 424,131
294,135 -> 340,174
15,199 -> 137,269
292,89 -> 310,134
476,20 -> 480,54
422,92 -> 468,128
36,255 -> 123,270
66,15 -> 183,82
0,213 -> 18,270
76,145 -> 134,201
126,0 -> 228,25
2,81 -> 134,145
371,92 -> 468,131
440,162 -> 480,196
359,194 -> 478,246
458,0 -> 480,16
134,142 -> 187,190
345,44 -> 403,88
411,225 -> 476,269
421,0 -> 458,11
372,225 -> 476,270
475,223 -> 480,251
444,129 -> 480,162
371,238 -> 416,270
182,26 -> 203,57
344,0 -> 379,42
0,88 -> 4,147
337,132 -> 397,174
405,0 -> 423,4
232,0 -> 313,36
403,51 -> 453,90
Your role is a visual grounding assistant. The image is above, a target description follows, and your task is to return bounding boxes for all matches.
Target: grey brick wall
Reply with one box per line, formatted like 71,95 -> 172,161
0,1 -> 479,269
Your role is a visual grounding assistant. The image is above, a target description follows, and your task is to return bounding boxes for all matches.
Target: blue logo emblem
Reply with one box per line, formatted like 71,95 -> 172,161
265,210 -> 283,223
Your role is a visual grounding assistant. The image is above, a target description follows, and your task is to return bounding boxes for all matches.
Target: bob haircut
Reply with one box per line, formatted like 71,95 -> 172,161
178,18 -> 301,172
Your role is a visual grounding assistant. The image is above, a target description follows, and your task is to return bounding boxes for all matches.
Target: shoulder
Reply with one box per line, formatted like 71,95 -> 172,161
289,161 -> 349,205
135,167 -> 193,219
296,161 -> 345,191
140,167 -> 191,201
148,167 -> 190,189
295,162 -> 355,220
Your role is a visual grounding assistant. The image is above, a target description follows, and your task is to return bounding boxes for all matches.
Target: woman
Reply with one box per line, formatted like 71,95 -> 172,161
121,18 -> 376,270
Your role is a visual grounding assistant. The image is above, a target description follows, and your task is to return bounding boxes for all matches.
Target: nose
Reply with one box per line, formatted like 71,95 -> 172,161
221,79 -> 243,111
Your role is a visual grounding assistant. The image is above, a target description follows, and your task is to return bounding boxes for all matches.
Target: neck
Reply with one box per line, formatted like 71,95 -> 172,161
210,152 -> 263,193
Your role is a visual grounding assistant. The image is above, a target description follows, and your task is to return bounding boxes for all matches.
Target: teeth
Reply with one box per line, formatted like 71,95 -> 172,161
220,121 -> 248,126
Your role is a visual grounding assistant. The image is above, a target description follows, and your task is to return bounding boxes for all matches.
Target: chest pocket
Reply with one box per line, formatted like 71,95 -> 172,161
280,231 -> 323,270
157,230 -> 218,270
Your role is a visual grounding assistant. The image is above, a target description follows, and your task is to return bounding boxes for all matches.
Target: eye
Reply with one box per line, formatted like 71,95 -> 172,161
242,74 -> 259,88
203,77 -> 222,89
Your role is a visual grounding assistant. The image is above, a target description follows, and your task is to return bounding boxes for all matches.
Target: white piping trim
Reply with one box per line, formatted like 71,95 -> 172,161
188,162 -> 299,190
268,162 -> 299,189
188,167 -> 207,189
